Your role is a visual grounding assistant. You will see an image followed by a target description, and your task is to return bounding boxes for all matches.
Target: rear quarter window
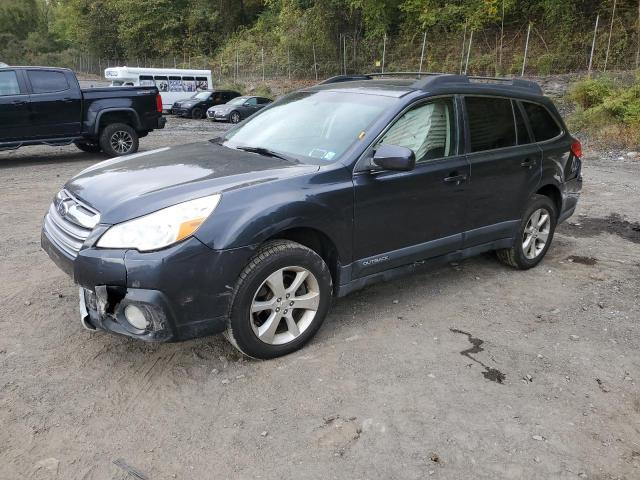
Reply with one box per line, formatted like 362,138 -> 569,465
465,97 -> 516,152
523,102 -> 562,141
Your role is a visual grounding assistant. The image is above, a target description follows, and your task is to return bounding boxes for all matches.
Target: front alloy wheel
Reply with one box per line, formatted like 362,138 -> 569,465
250,266 -> 320,345
230,111 -> 241,124
226,240 -> 333,359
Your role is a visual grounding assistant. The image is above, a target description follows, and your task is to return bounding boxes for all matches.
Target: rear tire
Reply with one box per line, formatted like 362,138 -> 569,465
99,123 -> 139,157
191,107 -> 203,119
73,141 -> 101,153
225,240 -> 333,359
496,194 -> 557,270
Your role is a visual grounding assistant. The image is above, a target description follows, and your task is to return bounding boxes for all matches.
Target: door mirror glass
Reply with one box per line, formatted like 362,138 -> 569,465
372,144 -> 416,171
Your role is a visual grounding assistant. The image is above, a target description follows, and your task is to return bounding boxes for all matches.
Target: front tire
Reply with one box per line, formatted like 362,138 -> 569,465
191,107 -> 203,119
99,123 -> 139,157
497,194 -> 557,270
225,240 -> 333,359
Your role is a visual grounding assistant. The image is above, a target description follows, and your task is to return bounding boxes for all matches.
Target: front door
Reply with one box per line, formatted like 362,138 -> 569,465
0,69 -> 30,142
353,97 -> 470,278
25,69 -> 82,138
462,96 -> 542,247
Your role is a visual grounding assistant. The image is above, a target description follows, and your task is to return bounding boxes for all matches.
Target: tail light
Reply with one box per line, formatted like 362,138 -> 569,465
155,94 -> 163,113
570,139 -> 582,159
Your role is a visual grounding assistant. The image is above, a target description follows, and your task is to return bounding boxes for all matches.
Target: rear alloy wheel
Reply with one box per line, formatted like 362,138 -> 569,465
191,107 -> 203,119
99,123 -> 139,157
226,240 -> 333,359
497,194 -> 557,270
230,111 -> 241,124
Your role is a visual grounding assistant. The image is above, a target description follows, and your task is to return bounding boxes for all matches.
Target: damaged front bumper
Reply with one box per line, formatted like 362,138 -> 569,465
42,230 -> 256,342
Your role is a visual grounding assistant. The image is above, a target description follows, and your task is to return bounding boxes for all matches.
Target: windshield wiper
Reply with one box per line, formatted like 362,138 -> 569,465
235,145 -> 299,163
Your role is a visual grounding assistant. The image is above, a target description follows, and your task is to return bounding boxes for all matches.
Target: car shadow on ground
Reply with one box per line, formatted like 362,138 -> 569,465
0,150 -> 105,168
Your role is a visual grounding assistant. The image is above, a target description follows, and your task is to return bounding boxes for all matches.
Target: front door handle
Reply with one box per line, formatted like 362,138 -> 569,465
60,98 -> 74,103
444,173 -> 467,184
521,158 -> 535,168
12,100 -> 27,106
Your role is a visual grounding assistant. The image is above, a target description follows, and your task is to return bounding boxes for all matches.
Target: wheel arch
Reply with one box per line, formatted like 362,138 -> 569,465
94,108 -> 142,135
535,183 -> 562,216
265,227 -> 341,292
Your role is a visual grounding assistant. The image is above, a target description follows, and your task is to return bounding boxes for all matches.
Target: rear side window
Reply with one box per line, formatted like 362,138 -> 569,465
0,70 -> 21,96
466,97 -> 516,152
258,97 -> 271,105
27,71 -> 69,94
523,102 -> 562,141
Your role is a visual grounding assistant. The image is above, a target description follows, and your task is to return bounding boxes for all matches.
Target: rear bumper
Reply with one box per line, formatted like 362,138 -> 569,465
559,175 -> 582,224
41,230 -> 257,342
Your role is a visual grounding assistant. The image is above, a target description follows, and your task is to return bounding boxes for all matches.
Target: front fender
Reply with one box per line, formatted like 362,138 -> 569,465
194,167 -> 354,263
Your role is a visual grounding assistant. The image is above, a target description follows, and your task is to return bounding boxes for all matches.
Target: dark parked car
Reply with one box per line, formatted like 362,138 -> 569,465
207,95 -> 272,123
42,74 -> 582,359
171,90 -> 241,119
0,66 -> 165,156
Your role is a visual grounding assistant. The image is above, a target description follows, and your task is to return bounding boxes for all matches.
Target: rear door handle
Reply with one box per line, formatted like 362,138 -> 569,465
521,158 -> 535,168
444,173 -> 467,184
12,100 -> 27,105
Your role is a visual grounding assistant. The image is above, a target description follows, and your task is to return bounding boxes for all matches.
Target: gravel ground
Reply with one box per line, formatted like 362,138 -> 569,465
0,117 -> 639,480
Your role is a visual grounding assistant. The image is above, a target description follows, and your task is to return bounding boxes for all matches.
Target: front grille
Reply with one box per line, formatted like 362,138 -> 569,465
43,190 -> 100,259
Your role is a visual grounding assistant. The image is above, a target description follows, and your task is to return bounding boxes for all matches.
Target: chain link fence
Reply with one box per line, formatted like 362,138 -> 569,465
29,15 -> 640,86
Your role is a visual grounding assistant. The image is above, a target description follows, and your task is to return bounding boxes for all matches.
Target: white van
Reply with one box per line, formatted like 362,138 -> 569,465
104,66 -> 213,111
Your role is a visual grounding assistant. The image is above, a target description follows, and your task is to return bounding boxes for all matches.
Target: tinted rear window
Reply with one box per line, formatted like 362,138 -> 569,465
28,71 -> 69,94
523,102 -> 561,141
466,97 -> 516,152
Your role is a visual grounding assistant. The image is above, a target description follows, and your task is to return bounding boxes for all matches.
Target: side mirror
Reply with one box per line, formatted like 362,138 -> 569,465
372,144 -> 416,172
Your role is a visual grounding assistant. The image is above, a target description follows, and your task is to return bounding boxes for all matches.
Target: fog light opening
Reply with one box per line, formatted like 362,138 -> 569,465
124,304 -> 150,331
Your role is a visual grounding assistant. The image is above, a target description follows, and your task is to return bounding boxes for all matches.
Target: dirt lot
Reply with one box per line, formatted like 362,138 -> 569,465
1,117 -> 639,480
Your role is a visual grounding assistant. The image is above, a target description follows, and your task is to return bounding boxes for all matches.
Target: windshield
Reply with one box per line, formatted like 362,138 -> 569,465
192,91 -> 210,100
222,91 -> 396,164
228,97 -> 248,105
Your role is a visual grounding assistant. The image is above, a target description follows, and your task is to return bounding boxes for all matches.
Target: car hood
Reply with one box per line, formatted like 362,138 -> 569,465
65,142 -> 318,224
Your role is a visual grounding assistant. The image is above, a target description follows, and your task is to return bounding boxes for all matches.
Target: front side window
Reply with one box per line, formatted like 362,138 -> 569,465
27,71 -> 69,94
223,90 -> 396,164
245,97 -> 258,106
466,97 -> 516,152
522,102 -> 562,141
0,71 -> 20,96
379,98 -> 455,162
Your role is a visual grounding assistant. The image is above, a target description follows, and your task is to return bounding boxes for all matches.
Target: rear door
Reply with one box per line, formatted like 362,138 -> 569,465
353,96 -> 470,277
461,96 -> 541,248
25,69 -> 82,138
0,69 -> 30,142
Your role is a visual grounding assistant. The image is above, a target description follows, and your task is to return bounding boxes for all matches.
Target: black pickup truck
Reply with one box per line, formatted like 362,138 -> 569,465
0,66 -> 165,156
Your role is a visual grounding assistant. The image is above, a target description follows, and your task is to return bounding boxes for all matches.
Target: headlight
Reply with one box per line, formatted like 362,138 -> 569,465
97,194 -> 221,251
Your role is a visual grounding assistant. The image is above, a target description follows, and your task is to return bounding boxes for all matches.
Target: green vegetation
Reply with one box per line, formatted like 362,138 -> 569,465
568,76 -> 640,147
1,1 -> 639,76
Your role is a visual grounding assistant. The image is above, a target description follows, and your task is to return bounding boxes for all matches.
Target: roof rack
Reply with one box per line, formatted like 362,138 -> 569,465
319,71 -> 543,95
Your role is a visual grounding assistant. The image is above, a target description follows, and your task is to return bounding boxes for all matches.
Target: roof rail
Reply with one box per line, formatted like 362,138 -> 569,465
319,74 -> 373,85
318,72 -> 543,95
412,74 -> 543,95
